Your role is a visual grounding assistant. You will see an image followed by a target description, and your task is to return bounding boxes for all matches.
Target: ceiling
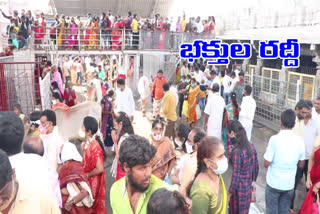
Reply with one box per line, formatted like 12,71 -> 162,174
52,0 -> 173,18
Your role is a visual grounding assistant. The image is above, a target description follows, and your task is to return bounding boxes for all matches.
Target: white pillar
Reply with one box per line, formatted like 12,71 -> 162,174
133,54 -> 140,95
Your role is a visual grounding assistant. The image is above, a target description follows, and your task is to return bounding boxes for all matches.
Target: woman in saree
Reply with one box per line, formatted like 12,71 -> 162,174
101,90 -> 114,148
185,78 -> 200,127
89,18 -> 98,50
222,92 -> 239,156
57,15 -> 66,48
111,17 -> 123,50
190,136 -> 228,214
84,20 -> 91,49
299,136 -> 320,214
150,120 -> 176,181
59,142 -> 94,214
70,18 -> 78,49
110,112 -> 134,181
81,116 -> 107,214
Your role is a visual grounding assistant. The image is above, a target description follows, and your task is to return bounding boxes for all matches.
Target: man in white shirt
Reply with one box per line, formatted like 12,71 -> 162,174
0,112 -> 57,205
264,109 -> 305,214
222,69 -> 233,105
239,85 -> 256,141
90,73 -> 103,104
195,16 -> 204,33
234,66 -> 241,81
204,83 -> 226,139
194,65 -> 206,84
108,10 -> 115,27
40,109 -> 65,206
291,99 -> 320,211
312,97 -> 320,121
115,77 -> 135,120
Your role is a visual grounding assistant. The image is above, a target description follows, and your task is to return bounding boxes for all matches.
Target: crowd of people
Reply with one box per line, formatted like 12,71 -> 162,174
1,35 -> 320,214
1,8 -> 215,53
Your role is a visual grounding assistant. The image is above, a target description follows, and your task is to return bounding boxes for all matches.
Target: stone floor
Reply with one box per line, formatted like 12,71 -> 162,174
73,86 -> 307,214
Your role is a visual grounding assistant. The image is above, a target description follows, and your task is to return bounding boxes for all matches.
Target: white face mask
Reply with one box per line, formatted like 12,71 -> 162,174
152,132 -> 162,141
175,139 -> 183,147
108,97 -> 112,102
78,128 -> 86,138
52,100 -> 57,105
185,141 -> 193,154
209,157 -> 228,175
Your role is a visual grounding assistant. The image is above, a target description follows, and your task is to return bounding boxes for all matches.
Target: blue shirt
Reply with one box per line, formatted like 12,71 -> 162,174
264,130 -> 305,190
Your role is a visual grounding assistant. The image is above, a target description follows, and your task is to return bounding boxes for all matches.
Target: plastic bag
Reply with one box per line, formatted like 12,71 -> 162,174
182,100 -> 189,117
248,203 -> 263,214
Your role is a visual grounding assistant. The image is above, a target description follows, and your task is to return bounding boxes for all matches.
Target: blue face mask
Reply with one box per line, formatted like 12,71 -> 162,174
191,83 -> 196,87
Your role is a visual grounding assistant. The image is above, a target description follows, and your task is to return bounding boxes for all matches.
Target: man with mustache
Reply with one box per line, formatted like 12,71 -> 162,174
110,135 -> 168,214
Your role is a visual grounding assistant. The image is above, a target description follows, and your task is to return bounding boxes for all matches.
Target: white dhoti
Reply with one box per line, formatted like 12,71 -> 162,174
207,127 -> 222,140
239,119 -> 253,141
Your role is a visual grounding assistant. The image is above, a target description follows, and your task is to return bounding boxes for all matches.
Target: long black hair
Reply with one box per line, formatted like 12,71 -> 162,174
83,116 -> 106,158
230,92 -> 238,109
114,112 -> 134,138
228,120 -> 252,164
175,123 -> 191,151
187,136 -> 221,196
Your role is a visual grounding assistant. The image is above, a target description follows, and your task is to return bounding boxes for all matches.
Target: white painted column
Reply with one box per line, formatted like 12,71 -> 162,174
133,54 -> 140,95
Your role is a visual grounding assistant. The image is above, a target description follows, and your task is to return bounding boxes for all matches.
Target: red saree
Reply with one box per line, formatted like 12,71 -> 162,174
59,161 -> 92,214
83,140 -> 107,214
299,147 -> 320,214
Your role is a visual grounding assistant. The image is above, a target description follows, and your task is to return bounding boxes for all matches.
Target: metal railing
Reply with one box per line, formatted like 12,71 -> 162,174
220,9 -> 320,31
0,62 -> 41,114
245,73 -> 314,132
4,26 -> 216,52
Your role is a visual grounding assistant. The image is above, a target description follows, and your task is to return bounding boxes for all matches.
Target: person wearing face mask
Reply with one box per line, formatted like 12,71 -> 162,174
189,136 -> 228,214
111,112 -> 134,181
179,128 -> 206,200
171,124 -> 191,186
0,149 -> 60,214
101,90 -> 114,148
227,120 -> 259,214
290,100 -> 320,212
0,112 -> 58,213
150,120 -> 176,181
52,92 -> 69,111
39,110 -> 65,207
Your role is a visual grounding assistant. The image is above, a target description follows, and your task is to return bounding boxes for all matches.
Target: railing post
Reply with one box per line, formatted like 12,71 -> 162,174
138,30 -> 141,50
99,28 -> 102,50
296,79 -> 301,103
78,27 -> 80,51
122,29 -> 125,51
55,27 -> 58,51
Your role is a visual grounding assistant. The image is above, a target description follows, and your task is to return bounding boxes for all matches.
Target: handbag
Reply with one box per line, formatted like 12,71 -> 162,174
182,100 -> 189,117
195,103 -> 201,120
